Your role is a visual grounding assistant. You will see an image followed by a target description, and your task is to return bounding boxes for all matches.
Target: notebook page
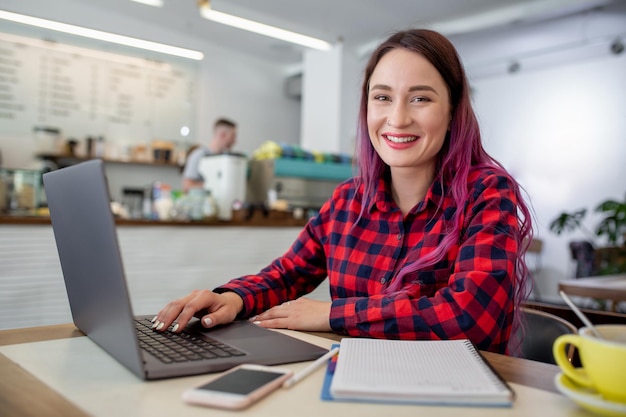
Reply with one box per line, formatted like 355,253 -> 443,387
331,338 -> 508,396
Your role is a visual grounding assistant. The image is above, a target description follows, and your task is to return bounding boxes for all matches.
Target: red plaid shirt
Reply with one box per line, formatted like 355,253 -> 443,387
217,167 -> 519,353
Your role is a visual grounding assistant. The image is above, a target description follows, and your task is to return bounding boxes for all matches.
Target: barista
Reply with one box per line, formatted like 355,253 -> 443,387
182,118 -> 237,192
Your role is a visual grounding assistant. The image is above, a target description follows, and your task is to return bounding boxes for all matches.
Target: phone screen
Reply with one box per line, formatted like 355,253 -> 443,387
197,368 -> 287,395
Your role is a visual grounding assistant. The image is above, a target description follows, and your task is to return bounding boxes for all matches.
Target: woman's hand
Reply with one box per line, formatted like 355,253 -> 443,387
250,298 -> 332,332
152,290 -> 243,332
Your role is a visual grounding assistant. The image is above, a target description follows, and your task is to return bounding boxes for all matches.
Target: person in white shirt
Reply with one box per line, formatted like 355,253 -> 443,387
182,118 -> 237,192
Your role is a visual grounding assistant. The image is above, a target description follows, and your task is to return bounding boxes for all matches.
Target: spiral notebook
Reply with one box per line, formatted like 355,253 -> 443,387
326,338 -> 514,407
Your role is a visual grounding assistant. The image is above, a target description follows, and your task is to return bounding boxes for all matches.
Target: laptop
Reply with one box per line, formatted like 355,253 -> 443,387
42,159 -> 327,380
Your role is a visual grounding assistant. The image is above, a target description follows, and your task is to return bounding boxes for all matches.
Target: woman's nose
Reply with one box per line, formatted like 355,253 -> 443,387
387,103 -> 412,128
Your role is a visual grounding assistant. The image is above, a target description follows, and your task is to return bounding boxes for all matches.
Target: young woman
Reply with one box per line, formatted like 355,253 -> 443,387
153,29 -> 533,354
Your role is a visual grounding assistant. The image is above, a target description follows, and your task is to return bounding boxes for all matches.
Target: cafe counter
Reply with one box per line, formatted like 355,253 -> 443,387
0,212 -> 315,331
0,209 -> 308,228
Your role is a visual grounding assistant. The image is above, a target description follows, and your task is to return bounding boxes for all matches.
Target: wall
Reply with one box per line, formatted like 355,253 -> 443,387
452,4 -> 626,301
299,42 -> 362,157
473,54 -> 626,301
300,45 -> 343,153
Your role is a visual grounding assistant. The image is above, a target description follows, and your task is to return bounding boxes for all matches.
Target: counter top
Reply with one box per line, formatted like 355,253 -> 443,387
0,210 -> 308,228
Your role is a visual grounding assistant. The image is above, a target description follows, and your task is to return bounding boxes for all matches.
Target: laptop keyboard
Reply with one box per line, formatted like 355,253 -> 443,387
134,318 -> 246,364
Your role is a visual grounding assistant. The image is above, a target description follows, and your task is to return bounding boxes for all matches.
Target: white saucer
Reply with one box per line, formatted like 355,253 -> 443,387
554,373 -> 626,417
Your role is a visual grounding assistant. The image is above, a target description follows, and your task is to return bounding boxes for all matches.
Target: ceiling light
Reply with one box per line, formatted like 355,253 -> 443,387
198,0 -> 332,51
129,0 -> 164,6
0,32 -> 175,70
0,10 -> 204,60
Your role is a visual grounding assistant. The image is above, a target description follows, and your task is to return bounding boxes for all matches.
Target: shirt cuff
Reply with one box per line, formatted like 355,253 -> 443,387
329,298 -> 355,335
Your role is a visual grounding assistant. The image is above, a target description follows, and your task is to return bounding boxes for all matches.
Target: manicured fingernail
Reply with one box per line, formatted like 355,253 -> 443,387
203,317 -> 212,327
172,323 -> 179,332
156,322 -> 164,330
151,320 -> 159,329
248,315 -> 258,322
150,315 -> 157,323
252,321 -> 261,325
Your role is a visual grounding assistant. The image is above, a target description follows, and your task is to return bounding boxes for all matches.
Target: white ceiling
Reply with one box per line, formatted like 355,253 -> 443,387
23,0 -> 622,64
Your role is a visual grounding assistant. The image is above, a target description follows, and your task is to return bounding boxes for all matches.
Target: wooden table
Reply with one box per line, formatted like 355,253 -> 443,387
559,273 -> 626,311
0,324 -> 565,417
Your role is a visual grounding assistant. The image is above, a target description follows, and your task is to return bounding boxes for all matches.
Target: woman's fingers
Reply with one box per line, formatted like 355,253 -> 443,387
251,298 -> 332,332
153,290 -> 229,332
152,291 -> 199,331
153,290 -> 244,332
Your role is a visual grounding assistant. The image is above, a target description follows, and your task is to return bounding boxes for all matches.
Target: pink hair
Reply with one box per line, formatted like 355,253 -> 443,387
354,29 -> 533,354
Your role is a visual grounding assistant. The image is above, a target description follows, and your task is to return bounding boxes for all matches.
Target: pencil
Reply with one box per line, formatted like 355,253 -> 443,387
282,347 -> 340,388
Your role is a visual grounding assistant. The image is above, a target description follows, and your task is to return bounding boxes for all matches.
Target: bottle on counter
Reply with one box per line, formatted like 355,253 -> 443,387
85,136 -> 94,158
187,188 -> 205,221
152,182 -> 173,221
142,187 -> 153,219
202,190 -> 218,220
94,136 -> 105,158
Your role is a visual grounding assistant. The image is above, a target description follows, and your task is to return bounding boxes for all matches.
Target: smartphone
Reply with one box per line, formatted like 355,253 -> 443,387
181,364 -> 293,410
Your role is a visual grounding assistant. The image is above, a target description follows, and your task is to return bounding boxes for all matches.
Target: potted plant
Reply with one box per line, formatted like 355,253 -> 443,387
550,194 -> 626,275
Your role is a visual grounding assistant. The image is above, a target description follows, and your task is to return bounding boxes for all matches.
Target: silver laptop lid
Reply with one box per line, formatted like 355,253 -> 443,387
43,160 -> 145,377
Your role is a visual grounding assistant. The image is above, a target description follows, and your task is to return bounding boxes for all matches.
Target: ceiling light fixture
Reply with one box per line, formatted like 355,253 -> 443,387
197,0 -> 332,51
0,32 -> 174,69
129,0 -> 165,6
0,10 -> 204,60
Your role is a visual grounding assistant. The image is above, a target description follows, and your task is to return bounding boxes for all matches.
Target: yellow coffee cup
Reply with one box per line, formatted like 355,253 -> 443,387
553,324 -> 626,403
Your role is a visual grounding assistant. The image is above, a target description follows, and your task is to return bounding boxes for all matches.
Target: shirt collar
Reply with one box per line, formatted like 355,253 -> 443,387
370,175 -> 446,214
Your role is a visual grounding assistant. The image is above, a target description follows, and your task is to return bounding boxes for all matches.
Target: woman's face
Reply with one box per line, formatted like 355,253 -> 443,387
367,48 -> 451,177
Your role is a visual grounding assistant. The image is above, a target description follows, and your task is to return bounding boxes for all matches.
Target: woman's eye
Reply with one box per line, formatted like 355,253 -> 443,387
411,96 -> 430,103
372,94 -> 390,102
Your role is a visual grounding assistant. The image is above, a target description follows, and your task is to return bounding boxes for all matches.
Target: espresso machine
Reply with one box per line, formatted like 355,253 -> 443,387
198,153 -> 248,221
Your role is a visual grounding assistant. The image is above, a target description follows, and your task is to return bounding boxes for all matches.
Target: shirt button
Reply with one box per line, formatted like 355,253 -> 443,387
396,233 -> 402,240
380,277 -> 386,285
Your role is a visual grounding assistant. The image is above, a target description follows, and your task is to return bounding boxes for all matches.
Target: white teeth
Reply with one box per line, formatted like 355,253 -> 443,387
386,135 -> 417,143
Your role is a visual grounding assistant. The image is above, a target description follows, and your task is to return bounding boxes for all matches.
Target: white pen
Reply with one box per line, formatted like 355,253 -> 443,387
282,347 -> 340,389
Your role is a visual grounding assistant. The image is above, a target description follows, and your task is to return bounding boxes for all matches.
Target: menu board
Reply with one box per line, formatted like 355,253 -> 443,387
0,33 -> 197,145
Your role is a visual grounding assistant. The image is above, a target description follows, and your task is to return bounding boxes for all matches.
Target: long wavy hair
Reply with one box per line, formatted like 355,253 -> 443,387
354,29 -> 533,354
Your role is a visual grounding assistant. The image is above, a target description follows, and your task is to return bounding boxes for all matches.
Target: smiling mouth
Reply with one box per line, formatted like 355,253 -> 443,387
385,135 -> 418,144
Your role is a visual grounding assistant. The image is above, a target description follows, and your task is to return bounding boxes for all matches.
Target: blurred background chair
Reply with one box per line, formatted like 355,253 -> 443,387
569,240 -> 596,278
519,307 -> 577,365
525,238 -> 544,300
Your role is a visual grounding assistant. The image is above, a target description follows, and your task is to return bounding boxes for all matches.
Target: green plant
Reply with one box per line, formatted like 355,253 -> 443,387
550,195 -> 626,275
595,199 -> 626,247
549,195 -> 626,247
